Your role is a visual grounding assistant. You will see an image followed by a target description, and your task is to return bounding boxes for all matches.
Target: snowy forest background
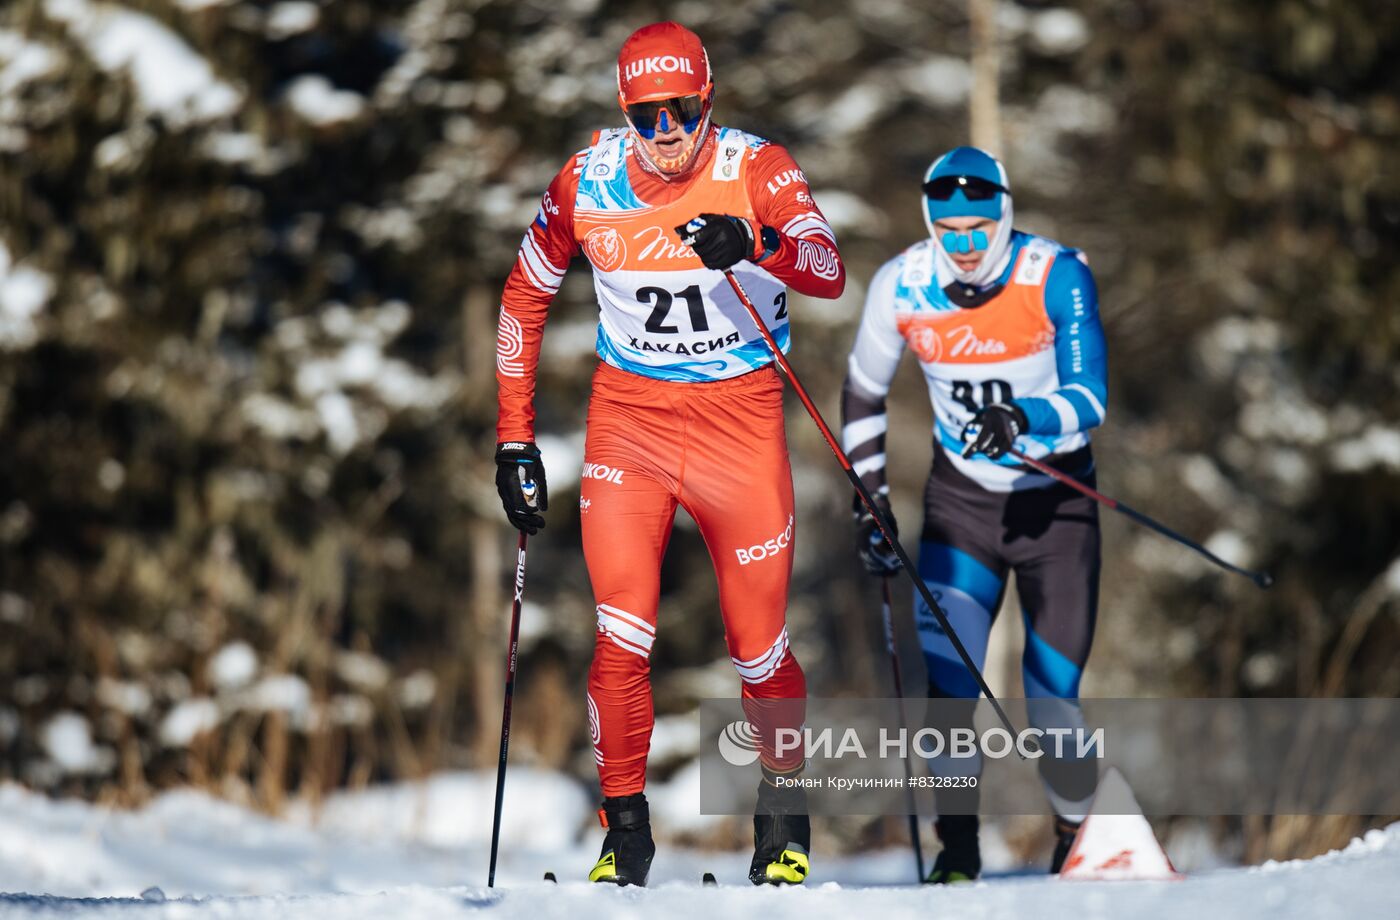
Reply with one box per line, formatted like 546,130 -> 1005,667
0,0 -> 1396,868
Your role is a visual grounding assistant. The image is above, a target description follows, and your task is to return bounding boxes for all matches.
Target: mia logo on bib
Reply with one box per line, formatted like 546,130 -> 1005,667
946,324 -> 1008,358
584,226 -> 627,272
633,225 -> 697,262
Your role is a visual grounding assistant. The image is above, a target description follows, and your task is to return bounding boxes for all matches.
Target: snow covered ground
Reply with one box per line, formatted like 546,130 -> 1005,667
0,774 -> 1396,919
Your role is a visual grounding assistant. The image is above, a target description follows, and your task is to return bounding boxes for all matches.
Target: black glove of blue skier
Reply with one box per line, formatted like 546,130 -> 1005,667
495,441 -> 548,534
854,492 -> 901,577
676,213 -> 757,270
961,403 -> 1028,461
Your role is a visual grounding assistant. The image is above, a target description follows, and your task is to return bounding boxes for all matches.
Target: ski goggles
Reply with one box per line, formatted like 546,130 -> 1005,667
922,174 -> 1009,201
625,94 -> 707,139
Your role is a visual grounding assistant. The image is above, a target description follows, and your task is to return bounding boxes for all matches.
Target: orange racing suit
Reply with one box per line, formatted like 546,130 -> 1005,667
496,124 -> 845,795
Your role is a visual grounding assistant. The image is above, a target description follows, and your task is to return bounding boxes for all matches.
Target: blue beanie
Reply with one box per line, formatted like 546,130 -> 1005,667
922,146 -> 1009,222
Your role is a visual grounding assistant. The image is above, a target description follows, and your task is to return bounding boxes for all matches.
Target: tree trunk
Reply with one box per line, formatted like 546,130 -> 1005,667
969,0 -> 1003,155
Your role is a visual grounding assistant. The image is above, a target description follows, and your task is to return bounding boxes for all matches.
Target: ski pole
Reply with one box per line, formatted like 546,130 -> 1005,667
881,577 -> 926,882
709,264 -> 1020,740
1007,448 -> 1274,589
488,532 -> 530,888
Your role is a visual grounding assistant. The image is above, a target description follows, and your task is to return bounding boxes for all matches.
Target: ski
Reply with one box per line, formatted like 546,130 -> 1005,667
537,868 -> 729,887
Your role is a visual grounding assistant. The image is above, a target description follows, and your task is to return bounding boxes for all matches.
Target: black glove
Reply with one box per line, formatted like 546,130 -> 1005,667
675,213 -> 757,270
495,441 -> 548,534
961,403 -> 1028,461
854,492 -> 901,577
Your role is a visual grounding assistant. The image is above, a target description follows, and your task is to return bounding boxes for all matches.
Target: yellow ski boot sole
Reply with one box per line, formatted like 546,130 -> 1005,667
924,868 -> 976,884
758,847 -> 809,885
589,851 -> 621,884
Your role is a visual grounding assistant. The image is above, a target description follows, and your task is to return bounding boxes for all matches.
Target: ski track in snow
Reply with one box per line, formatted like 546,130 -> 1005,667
0,779 -> 1396,918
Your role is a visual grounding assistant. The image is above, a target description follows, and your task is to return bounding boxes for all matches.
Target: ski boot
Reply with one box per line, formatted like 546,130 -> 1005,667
749,767 -> 810,885
925,815 -> 980,884
1050,816 -> 1082,874
588,793 -> 655,886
